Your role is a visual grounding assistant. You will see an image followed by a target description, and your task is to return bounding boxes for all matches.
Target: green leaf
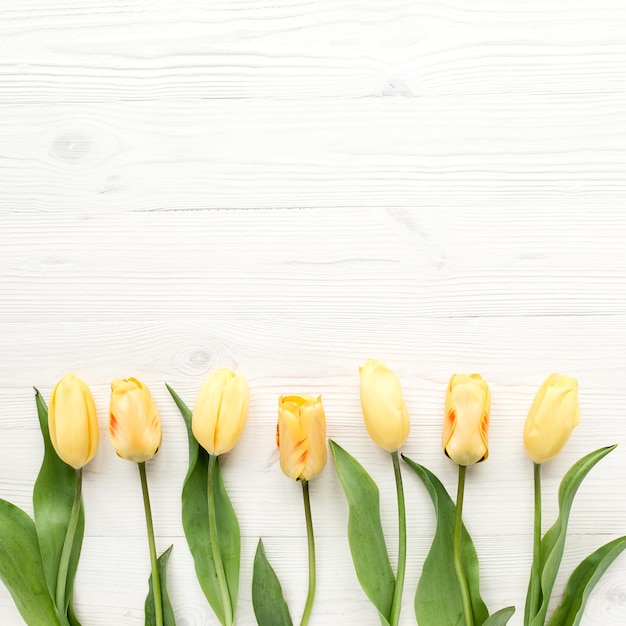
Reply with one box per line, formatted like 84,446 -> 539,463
68,600 -> 81,626
252,539 -> 293,626
145,545 -> 177,626
166,384 -> 240,626
0,499 -> 62,625
547,536 -> 626,626
329,440 -> 394,625
530,445 -> 617,626
402,456 -> 489,626
483,606 -> 516,626
32,389 -> 84,623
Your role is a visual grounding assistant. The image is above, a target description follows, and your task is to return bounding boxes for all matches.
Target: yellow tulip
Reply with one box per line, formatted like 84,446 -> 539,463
524,374 -> 580,464
109,378 -> 161,463
443,374 -> 490,466
48,373 -> 99,469
359,359 -> 410,452
192,369 -> 249,455
277,395 -> 327,481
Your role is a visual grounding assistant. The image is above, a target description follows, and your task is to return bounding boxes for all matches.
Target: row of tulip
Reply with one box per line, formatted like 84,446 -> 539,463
0,363 -> 623,626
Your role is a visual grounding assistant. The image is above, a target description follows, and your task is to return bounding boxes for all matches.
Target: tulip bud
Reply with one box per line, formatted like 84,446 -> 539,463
192,369 -> 249,456
277,395 -> 327,481
359,359 -> 410,452
524,374 -> 580,464
109,378 -> 162,463
443,374 -> 490,466
48,373 -> 99,469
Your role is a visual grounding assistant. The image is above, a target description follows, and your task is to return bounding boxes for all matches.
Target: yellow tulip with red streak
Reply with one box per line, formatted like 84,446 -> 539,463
443,373 -> 490,466
109,378 -> 162,463
277,395 -> 327,481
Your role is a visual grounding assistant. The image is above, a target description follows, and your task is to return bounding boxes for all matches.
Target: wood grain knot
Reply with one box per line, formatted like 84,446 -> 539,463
52,133 -> 91,162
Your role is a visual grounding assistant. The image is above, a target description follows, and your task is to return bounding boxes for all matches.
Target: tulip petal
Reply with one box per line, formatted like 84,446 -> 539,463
278,404 -> 308,481
524,375 -> 580,464
360,360 -> 410,452
300,398 -> 327,481
277,395 -> 327,481
213,375 -> 249,456
192,370 -> 249,456
444,374 -> 490,466
53,381 -> 91,468
110,379 -> 161,463
192,373 -> 225,454
48,374 -> 98,470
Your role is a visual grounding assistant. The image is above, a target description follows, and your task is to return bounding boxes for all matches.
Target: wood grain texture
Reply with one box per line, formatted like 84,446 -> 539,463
1,1 -> 626,624
1,1 -> 626,102
2,101 -> 626,212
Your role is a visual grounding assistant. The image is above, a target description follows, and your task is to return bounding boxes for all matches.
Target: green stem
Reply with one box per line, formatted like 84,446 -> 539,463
300,480 -> 316,626
208,454 -> 234,626
527,462 -> 542,625
454,465 -> 473,626
139,462 -> 163,626
389,451 -> 406,626
55,468 -> 82,621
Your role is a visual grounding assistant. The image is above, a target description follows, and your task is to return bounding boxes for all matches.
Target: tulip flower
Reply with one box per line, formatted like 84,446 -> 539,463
442,373 -> 491,626
358,359 -> 409,625
260,394 -> 327,626
443,373 -> 490,467
49,373 -> 99,470
192,369 -> 249,456
523,374 -> 580,464
47,374 -> 99,621
525,374 -> 580,624
109,378 -> 165,626
188,369 -> 250,626
359,359 -> 410,452
109,378 -> 162,463
277,394 -> 327,481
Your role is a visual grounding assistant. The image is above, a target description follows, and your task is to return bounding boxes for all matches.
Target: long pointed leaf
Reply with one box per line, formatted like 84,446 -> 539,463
32,389 -> 84,623
402,456 -> 489,626
252,539 -> 293,626
531,445 -> 617,626
0,499 -> 62,625
145,545 -> 177,626
547,536 -> 626,626
167,384 -> 240,625
483,607 -> 516,626
329,440 -> 394,625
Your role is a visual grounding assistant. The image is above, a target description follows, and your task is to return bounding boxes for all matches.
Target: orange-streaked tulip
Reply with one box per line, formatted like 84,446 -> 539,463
49,373 -> 99,469
192,369 -> 249,456
524,374 -> 580,464
109,378 -> 161,463
443,374 -> 490,466
277,395 -> 327,481
359,359 -> 410,452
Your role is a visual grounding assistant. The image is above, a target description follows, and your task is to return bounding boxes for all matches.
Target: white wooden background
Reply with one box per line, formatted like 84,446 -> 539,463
1,1 -> 626,625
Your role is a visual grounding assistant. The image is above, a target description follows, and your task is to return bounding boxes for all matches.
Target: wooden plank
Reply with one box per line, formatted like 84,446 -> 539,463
1,99 -> 626,211
1,1 -> 626,102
